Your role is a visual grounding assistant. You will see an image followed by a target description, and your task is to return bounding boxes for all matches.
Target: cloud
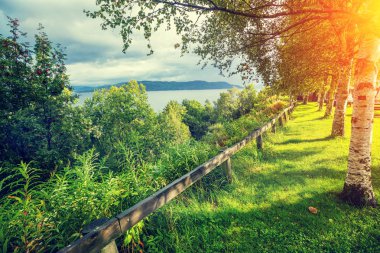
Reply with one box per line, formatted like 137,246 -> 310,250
0,0 -> 244,86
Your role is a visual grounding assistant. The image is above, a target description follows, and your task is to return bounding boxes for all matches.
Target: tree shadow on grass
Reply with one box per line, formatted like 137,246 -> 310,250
234,145 -> 347,191
278,136 -> 333,145
236,160 -> 345,188
262,147 -> 325,162
268,166 -> 345,181
148,189 -> 379,253
293,116 -> 330,123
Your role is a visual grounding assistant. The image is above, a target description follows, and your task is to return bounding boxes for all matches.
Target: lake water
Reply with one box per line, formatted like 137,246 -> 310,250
77,89 -> 230,111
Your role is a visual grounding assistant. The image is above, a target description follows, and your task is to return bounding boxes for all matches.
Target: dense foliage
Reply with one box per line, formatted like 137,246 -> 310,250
0,20 -> 83,175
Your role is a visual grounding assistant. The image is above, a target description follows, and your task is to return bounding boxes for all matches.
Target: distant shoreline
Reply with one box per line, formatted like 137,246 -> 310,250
73,80 -> 242,93
75,88 -> 233,111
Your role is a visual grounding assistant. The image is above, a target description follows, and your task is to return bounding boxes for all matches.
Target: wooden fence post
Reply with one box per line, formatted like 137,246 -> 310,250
221,158 -> 232,183
271,123 -> 276,133
284,111 -> 288,122
82,218 -> 119,253
256,134 -> 263,150
279,115 -> 284,127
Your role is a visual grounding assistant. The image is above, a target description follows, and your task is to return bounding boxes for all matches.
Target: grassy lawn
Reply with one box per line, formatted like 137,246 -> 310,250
146,103 -> 380,253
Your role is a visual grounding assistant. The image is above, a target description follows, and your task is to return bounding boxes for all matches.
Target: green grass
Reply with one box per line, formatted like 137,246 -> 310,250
144,103 -> 380,253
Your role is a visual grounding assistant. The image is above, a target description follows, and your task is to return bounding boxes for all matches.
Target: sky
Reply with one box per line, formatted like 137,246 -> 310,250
0,0 -> 244,86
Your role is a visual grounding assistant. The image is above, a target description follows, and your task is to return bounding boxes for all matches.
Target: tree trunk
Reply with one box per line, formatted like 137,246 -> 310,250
289,92 -> 294,107
318,91 -> 325,111
331,60 -> 353,137
320,91 -> 326,110
303,93 -> 309,105
340,36 -> 380,207
324,75 -> 338,117
318,76 -> 328,111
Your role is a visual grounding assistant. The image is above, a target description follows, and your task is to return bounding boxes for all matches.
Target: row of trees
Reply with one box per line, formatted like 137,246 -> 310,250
88,0 -> 380,206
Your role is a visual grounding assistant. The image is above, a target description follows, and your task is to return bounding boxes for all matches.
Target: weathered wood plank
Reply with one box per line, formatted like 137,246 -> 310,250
58,218 -> 122,253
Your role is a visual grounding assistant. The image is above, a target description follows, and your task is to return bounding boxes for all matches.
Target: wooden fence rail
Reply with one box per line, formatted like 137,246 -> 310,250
58,104 -> 295,253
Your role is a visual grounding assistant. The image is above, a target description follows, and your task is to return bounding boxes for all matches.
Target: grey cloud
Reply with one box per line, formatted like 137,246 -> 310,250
63,40 -> 145,64
0,0 -> 244,86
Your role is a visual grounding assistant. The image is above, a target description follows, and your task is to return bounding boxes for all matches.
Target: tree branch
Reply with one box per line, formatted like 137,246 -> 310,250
152,0 -> 352,19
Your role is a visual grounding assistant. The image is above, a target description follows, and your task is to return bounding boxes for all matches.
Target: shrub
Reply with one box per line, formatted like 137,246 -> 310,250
157,141 -> 215,183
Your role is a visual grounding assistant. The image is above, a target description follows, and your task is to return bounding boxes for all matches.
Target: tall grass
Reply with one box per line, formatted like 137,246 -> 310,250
0,142 -> 217,252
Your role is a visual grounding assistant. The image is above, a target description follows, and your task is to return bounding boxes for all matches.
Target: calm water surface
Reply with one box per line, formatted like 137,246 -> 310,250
77,89 -> 230,111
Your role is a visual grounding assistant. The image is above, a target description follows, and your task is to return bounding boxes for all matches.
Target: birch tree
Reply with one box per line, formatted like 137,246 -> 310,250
340,1 -> 380,206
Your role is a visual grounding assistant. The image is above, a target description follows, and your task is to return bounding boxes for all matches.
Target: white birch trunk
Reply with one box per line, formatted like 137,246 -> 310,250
340,36 -> 380,206
318,76 -> 328,111
303,93 -> 309,105
325,75 -> 338,117
318,91 -> 324,111
331,60 -> 353,137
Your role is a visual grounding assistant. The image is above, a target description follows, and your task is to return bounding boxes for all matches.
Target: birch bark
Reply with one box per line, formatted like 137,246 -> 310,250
318,76 -> 328,111
340,36 -> 380,206
331,60 -> 353,137
325,74 -> 338,117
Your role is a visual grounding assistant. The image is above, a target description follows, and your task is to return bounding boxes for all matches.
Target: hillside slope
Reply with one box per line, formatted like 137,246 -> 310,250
146,103 -> 380,252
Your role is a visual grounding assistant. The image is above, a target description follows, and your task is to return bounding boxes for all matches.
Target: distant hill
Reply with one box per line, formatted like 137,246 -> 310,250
73,80 -> 241,93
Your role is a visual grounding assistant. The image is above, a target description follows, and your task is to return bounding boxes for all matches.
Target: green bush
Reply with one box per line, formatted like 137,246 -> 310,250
157,141 -> 216,183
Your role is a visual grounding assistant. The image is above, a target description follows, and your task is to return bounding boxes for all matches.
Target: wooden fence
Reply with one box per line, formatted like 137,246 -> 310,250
58,104 -> 295,253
